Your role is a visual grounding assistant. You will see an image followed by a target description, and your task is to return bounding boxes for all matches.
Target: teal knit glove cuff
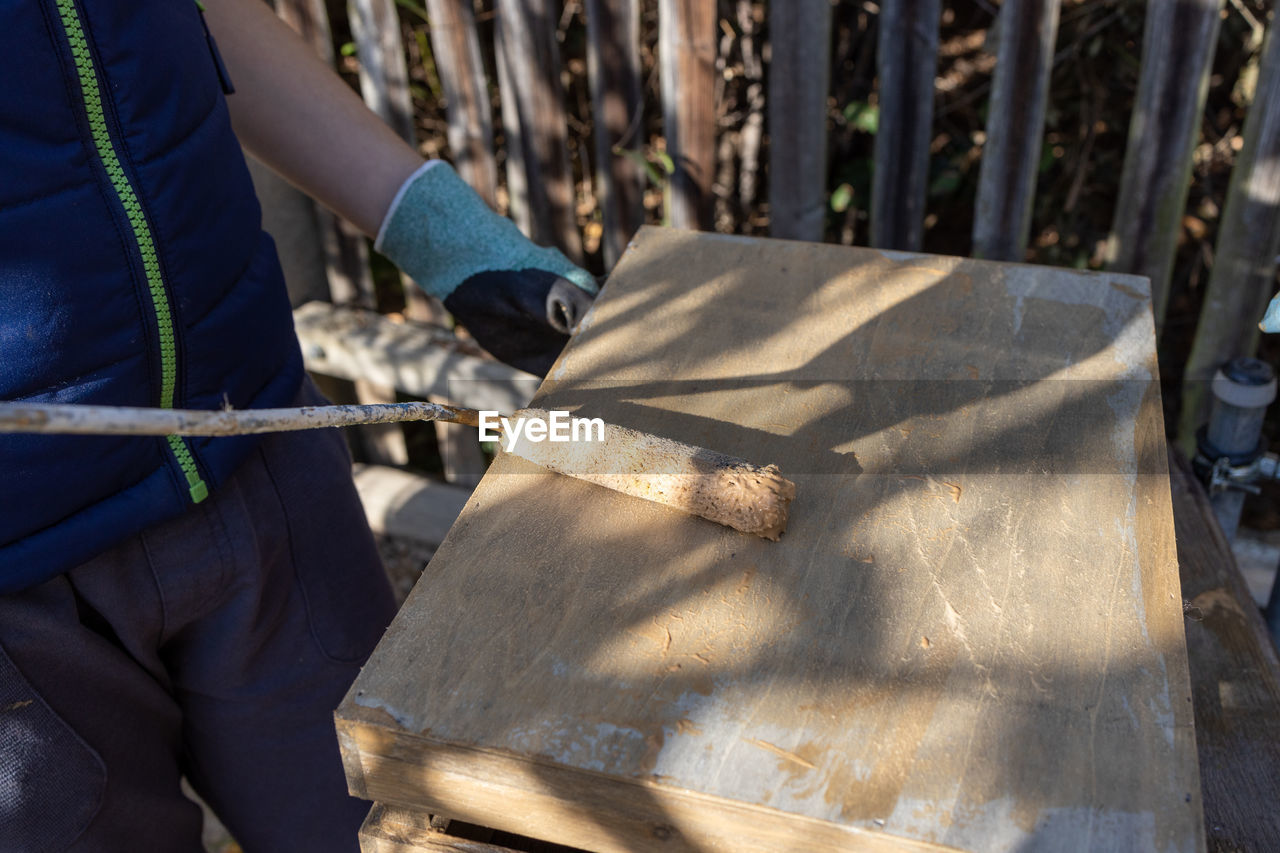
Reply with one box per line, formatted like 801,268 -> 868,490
1262,291 -> 1280,333
374,160 -> 596,300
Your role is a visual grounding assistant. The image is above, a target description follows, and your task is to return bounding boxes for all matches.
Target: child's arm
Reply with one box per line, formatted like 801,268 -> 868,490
202,0 -> 595,376
202,0 -> 420,237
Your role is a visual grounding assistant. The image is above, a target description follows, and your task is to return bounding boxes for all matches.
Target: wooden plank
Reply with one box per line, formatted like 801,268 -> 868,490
971,0 -> 1061,261
768,0 -> 832,242
871,0 -> 941,251
1105,0 -> 1224,325
584,0 -> 645,265
659,0 -> 717,230
340,711 -> 951,853
292,302 -> 539,413
494,0 -> 582,260
351,464 -> 472,547
1168,447 -> 1280,853
1180,23 -> 1280,446
424,0 -> 499,207
338,227 -> 1202,851
361,803 -> 520,853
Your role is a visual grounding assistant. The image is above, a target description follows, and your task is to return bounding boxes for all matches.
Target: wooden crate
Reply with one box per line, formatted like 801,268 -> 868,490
337,226 -> 1202,852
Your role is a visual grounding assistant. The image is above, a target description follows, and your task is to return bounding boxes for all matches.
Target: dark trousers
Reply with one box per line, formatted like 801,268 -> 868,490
0,406 -> 397,852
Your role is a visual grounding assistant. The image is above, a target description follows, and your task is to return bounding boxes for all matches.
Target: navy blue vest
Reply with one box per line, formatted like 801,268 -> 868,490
0,0 -> 305,592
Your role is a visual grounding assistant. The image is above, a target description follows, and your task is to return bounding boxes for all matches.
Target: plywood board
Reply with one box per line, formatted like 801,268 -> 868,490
338,227 -> 1202,852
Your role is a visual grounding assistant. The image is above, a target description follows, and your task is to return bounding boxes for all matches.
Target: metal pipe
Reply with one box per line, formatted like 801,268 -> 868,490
1193,357 -> 1276,541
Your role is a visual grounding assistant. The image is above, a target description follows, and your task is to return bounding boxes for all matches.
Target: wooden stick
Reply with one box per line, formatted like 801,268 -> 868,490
0,401 -> 482,437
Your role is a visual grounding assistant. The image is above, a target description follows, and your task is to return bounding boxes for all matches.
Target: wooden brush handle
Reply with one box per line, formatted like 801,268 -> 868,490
0,400 -> 484,437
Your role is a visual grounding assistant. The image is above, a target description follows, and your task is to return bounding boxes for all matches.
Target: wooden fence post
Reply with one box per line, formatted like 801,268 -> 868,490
275,0 -> 408,466
347,0 -> 441,323
1180,24 -> 1280,446
351,0 -> 490,481
424,0 -> 499,207
871,0 -> 942,251
972,0 -> 1061,261
274,0 -> 378,310
768,0 -> 832,242
1105,0 -> 1224,326
659,0 -> 717,231
244,154 -> 330,307
349,0 -> 416,143
494,0 -> 583,261
585,0 -> 645,266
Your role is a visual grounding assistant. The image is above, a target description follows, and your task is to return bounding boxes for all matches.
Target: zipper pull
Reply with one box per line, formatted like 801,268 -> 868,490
195,1 -> 235,95
187,469 -> 209,503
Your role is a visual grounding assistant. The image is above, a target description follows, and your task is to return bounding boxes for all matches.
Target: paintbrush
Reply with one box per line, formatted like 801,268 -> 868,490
0,400 -> 796,540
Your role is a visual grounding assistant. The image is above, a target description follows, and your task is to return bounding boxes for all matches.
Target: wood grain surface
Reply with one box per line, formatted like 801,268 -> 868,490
1169,448 -> 1280,852
338,227 -> 1202,852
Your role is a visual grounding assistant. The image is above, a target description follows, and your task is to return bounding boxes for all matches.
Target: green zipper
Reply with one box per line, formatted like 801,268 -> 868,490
54,0 -> 209,504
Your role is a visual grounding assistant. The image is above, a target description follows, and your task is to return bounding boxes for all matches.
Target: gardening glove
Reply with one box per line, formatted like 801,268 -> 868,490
1262,291 -> 1280,333
375,160 -> 597,376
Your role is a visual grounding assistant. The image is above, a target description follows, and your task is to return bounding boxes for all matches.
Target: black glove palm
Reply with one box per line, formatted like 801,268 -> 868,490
444,270 -> 595,376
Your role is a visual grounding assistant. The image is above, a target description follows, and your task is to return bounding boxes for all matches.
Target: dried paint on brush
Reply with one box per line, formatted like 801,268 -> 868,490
502,408 -> 797,539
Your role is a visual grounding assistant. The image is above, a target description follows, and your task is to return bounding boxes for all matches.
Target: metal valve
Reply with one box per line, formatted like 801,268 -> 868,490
1192,357 -> 1277,541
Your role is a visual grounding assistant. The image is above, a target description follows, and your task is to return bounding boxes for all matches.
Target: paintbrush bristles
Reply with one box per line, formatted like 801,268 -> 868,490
502,408 -> 796,539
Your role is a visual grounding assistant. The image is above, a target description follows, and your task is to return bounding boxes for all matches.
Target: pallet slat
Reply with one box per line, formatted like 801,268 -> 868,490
351,464 -> 472,548
293,302 -> 538,414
